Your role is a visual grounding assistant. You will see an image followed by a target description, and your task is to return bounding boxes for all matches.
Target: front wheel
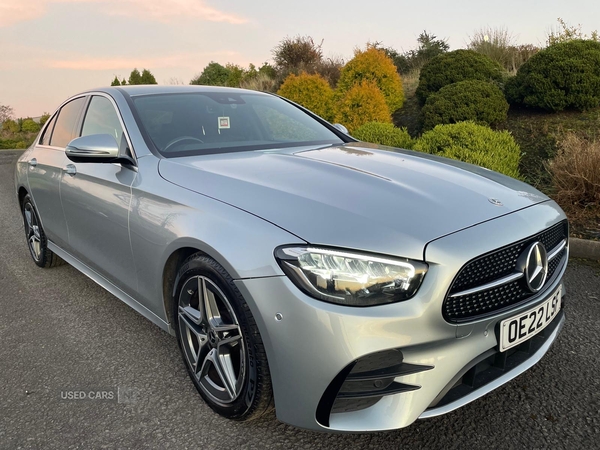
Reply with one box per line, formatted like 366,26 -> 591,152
21,194 -> 64,268
173,254 -> 273,420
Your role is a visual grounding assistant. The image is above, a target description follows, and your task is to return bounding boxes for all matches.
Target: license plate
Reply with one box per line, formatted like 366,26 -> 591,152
499,285 -> 562,352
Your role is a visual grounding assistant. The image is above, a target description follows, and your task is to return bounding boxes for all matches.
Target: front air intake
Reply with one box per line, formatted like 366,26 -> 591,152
316,349 -> 433,427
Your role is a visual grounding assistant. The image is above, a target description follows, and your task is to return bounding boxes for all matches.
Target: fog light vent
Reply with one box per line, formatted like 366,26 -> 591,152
316,349 -> 433,427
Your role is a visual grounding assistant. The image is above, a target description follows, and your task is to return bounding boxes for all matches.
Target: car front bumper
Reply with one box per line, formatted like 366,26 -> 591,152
235,201 -> 568,432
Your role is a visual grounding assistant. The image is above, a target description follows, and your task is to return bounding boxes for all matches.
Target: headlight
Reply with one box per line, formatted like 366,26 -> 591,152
275,246 -> 428,306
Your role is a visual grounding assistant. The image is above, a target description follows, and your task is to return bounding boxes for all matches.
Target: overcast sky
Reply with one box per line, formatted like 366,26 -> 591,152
0,0 -> 598,117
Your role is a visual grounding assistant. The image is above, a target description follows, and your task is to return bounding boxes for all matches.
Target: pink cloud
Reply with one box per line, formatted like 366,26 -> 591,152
45,51 -> 244,71
0,0 -> 247,27
0,0 -> 47,26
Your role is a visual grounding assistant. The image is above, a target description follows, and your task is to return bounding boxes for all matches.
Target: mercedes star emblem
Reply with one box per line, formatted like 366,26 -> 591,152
521,242 -> 549,293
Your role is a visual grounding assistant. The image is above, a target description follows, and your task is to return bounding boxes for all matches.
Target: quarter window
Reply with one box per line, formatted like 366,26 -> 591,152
39,114 -> 57,145
81,96 -> 127,152
49,97 -> 86,148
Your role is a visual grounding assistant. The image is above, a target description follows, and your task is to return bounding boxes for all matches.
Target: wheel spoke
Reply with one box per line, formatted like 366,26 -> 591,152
179,305 -> 202,325
203,348 -> 236,400
178,308 -> 208,376
32,225 -> 41,240
213,324 -> 239,333
29,236 -> 41,258
199,277 -> 221,328
24,208 -> 33,231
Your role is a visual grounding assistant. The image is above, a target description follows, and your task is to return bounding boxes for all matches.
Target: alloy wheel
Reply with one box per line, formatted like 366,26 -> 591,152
178,275 -> 246,405
24,202 -> 42,261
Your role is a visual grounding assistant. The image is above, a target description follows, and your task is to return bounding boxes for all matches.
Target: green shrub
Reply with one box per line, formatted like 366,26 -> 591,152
505,39 -> 600,112
413,121 -> 521,178
21,119 -> 41,133
420,80 -> 509,130
190,62 -> 230,86
337,47 -> 404,112
2,118 -> 20,133
416,50 -> 504,102
39,113 -> 51,125
353,122 -> 413,149
277,73 -> 335,121
15,141 -> 28,149
334,81 -> 391,133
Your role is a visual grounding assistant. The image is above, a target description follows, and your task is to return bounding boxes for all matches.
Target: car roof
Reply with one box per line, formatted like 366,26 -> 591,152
84,85 -> 270,97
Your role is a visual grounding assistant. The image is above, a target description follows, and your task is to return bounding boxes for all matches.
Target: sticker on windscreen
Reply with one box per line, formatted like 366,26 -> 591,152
218,117 -> 230,129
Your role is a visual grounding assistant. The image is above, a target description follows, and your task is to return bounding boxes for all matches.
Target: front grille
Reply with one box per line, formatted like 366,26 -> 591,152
443,221 -> 568,323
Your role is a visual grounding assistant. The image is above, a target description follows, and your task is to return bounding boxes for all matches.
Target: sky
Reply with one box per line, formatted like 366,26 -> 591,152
0,0 -> 598,117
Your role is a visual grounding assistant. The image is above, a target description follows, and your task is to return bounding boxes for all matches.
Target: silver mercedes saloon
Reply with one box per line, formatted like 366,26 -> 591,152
15,85 -> 568,432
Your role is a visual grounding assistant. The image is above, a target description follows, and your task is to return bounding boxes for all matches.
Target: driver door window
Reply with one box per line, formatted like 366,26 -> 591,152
81,96 -> 128,153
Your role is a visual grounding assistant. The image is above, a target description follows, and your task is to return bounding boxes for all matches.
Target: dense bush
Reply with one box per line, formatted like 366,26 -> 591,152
505,39 -> 600,112
334,81 -> 391,133
21,119 -> 41,133
352,122 -> 413,149
277,73 -> 335,121
420,80 -> 509,130
2,118 -> 20,133
413,121 -> 521,178
337,47 -> 404,112
416,50 -> 504,103
547,133 -> 600,212
190,62 -> 231,86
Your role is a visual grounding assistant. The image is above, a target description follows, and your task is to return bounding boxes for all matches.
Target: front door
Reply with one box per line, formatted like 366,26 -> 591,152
60,95 -> 138,295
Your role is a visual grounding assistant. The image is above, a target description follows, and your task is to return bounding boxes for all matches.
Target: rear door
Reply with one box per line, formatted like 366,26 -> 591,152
59,94 -> 139,295
27,96 -> 86,248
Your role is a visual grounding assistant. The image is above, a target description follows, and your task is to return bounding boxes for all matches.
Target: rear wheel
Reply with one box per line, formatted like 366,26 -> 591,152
21,194 -> 64,268
172,253 -> 273,420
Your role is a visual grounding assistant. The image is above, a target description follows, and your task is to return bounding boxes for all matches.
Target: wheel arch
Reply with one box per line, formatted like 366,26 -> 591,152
162,246 -> 207,327
18,186 -> 29,210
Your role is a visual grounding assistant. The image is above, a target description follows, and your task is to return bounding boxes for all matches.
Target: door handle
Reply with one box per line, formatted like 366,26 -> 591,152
28,158 -> 37,168
62,164 -> 77,175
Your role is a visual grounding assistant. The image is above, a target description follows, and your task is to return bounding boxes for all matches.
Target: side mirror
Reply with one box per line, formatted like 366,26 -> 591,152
65,134 -> 120,163
332,123 -> 349,135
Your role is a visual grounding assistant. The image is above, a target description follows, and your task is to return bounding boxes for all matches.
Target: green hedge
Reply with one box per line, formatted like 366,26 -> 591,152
505,39 -> 600,112
352,122 -> 413,149
413,121 -> 521,178
416,50 -> 504,103
420,80 -> 509,130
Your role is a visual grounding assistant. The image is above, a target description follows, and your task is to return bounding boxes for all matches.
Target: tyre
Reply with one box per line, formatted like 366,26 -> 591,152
172,253 -> 273,420
21,194 -> 64,268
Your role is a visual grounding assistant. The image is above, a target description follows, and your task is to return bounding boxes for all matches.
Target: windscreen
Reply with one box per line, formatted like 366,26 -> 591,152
132,92 -> 344,157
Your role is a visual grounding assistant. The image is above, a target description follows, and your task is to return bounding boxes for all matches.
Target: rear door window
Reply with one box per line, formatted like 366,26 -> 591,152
49,97 -> 86,148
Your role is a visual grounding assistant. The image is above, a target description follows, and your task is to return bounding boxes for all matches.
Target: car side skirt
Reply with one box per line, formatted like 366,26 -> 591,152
48,241 -> 171,334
